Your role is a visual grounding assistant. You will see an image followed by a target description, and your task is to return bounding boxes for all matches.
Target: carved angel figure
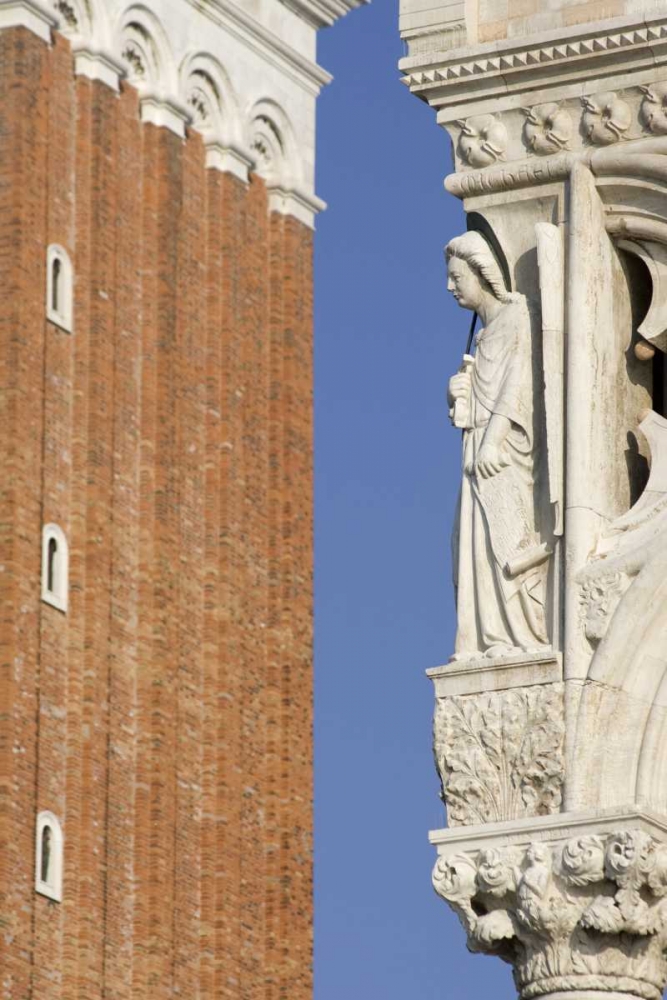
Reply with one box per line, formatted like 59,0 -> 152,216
446,232 -> 549,659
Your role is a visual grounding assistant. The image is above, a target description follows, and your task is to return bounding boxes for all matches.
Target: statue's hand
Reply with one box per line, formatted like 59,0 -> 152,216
475,443 -> 510,479
448,371 -> 471,407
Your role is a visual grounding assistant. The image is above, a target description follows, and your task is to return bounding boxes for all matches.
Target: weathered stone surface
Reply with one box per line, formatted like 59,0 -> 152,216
434,830 -> 667,1000
434,684 -> 565,827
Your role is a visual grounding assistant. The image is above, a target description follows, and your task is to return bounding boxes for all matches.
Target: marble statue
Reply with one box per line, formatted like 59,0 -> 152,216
446,232 -> 549,659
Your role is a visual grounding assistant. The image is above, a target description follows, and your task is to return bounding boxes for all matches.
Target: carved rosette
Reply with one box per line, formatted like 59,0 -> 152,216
640,83 -> 667,135
522,103 -> 572,155
434,685 -> 564,827
433,831 -> 667,1000
581,91 -> 632,145
456,114 -> 507,167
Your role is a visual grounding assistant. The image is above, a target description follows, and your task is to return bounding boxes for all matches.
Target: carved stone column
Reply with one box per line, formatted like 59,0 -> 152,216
400,2 -> 667,998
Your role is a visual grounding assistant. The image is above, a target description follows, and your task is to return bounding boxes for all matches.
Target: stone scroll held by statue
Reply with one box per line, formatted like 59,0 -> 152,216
446,231 -> 550,660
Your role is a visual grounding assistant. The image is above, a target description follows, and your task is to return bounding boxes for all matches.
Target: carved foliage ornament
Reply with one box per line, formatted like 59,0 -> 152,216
456,114 -> 507,168
433,830 -> 667,1000
434,685 -> 564,827
522,103 -> 572,155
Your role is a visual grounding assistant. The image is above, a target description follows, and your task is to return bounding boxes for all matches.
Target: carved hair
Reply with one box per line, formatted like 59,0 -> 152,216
445,231 -> 520,304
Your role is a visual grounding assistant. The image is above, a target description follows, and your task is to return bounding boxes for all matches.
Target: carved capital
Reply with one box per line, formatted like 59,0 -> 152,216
433,831 -> 667,1000
434,684 -> 564,827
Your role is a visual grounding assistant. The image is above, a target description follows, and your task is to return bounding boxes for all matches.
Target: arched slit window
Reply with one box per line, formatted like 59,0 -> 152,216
35,811 -> 63,902
41,524 -> 68,613
51,256 -> 62,313
46,244 -> 73,333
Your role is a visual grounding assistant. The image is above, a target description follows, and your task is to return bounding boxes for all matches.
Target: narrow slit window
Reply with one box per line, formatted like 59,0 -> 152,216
40,825 -> 52,883
47,536 -> 57,594
46,245 -> 73,333
35,811 -> 63,902
41,524 -> 68,613
51,257 -> 62,313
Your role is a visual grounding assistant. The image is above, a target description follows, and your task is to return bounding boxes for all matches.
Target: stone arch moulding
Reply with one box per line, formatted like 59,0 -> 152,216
50,0 -> 122,91
35,810 -> 63,902
41,523 -> 69,613
592,138 -> 667,297
116,4 -> 188,135
248,98 -> 325,228
569,406 -> 667,814
180,53 -> 253,181
46,244 -> 74,334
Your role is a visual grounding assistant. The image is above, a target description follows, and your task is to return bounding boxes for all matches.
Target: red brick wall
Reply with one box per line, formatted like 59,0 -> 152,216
0,27 -> 314,1000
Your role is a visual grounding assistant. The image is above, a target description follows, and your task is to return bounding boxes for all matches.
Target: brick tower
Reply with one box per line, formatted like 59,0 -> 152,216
0,1 -> 362,997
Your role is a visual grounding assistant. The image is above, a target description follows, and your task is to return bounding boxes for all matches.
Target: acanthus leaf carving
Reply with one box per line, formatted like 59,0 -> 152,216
434,685 -> 564,827
433,831 -> 667,1000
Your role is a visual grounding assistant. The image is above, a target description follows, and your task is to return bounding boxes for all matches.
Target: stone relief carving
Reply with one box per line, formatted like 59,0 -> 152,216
522,103 -> 572,155
640,83 -> 667,134
434,685 -> 564,827
54,0 -> 78,30
446,232 -> 550,659
581,92 -> 632,145
433,831 -> 667,1000
579,571 -> 627,643
456,114 -> 507,168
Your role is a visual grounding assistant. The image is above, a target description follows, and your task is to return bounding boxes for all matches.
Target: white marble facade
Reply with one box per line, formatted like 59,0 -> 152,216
401,1 -> 667,998
4,0 -> 363,226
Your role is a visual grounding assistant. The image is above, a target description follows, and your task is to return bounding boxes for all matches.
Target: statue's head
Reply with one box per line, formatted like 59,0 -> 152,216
445,231 -> 512,312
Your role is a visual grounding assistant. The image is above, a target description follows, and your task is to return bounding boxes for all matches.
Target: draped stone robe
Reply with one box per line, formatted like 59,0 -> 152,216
452,297 -> 548,657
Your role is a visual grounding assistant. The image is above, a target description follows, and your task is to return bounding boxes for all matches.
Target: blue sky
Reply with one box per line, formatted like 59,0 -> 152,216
313,3 -> 517,998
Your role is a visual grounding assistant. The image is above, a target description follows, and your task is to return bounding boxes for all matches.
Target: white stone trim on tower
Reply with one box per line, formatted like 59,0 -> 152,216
0,0 -> 367,224
0,0 -> 55,42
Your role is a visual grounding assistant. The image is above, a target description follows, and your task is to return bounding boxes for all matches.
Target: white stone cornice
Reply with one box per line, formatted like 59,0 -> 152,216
399,11 -> 667,119
73,47 -> 124,91
0,0 -> 56,42
279,0 -> 367,29
268,185 -> 326,228
205,142 -> 255,182
185,0 -> 332,94
140,94 -> 190,139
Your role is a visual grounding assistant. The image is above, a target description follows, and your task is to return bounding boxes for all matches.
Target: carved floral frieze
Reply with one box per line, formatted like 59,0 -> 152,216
581,91 -> 632,145
433,685 -> 564,827
433,830 -> 667,1000
640,82 -> 667,135
522,103 -> 572,155
456,114 -> 507,167
453,82 -> 667,170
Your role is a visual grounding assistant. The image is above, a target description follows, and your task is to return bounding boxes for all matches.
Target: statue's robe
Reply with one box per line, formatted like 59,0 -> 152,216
453,297 -> 548,656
